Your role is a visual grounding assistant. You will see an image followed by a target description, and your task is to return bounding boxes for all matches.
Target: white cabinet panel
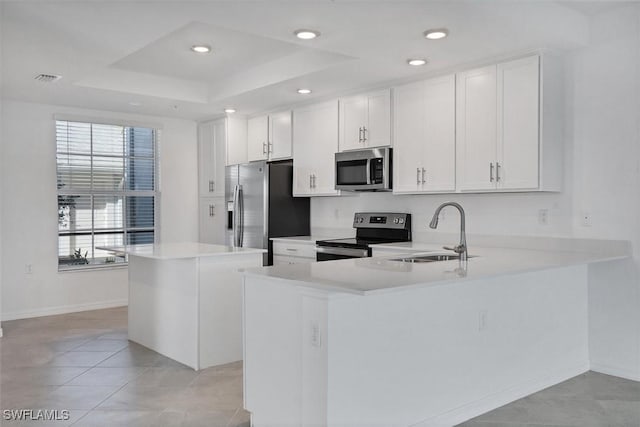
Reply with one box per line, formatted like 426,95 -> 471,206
456,65 -> 498,191
269,111 -> 292,160
248,115 -> 269,162
393,76 -> 455,194
226,116 -> 248,166
198,119 -> 225,197
498,55 -> 540,190
199,197 -> 226,245
339,89 -> 391,152
293,101 -> 339,197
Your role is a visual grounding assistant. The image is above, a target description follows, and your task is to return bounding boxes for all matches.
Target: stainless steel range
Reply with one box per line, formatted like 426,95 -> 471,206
315,212 -> 411,261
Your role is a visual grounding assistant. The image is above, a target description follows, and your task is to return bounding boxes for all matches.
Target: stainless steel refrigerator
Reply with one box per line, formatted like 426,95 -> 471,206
225,160 -> 310,265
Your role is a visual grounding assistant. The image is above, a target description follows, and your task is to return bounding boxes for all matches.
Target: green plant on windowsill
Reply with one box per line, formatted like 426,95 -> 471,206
71,248 -> 89,265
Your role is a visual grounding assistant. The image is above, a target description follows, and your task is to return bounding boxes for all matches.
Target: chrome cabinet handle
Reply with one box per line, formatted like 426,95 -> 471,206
285,248 -> 298,252
422,168 -> 426,184
262,142 -> 267,155
312,174 -> 316,189
490,163 -> 494,182
209,204 -> 215,217
417,167 -> 421,184
268,141 -> 273,154
362,126 -> 367,143
208,180 -> 213,192
358,127 -> 363,143
309,174 -> 313,189
496,162 -> 501,182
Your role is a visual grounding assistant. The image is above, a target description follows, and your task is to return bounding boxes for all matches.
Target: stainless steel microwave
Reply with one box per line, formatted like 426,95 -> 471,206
335,148 -> 392,191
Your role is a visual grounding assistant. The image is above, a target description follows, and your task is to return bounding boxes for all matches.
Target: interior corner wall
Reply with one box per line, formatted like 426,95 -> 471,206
0,100 -> 198,321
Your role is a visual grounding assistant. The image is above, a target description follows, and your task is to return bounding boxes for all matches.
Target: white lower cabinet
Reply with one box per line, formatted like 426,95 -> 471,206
272,240 -> 316,264
293,101 -> 340,196
393,75 -> 456,193
199,197 -> 226,245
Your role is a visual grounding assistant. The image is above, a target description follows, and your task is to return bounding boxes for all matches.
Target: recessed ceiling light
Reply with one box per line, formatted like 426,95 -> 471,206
294,29 -> 320,40
407,59 -> 427,66
224,108 -> 236,114
297,88 -> 312,94
191,45 -> 212,54
424,28 -> 449,40
129,101 -> 142,107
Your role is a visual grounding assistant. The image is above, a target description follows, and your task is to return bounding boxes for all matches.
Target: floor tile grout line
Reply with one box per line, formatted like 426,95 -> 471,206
68,380 -> 132,426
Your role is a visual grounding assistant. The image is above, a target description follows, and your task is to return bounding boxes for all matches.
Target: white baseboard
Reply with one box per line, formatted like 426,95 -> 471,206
590,362 -> 640,382
410,362 -> 590,427
1,299 -> 128,321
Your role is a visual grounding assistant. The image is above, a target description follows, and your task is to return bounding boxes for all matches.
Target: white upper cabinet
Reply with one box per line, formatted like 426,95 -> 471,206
456,65 -> 498,191
226,116 -> 248,166
456,54 -> 562,192
247,111 -> 292,162
247,115 -> 269,162
339,89 -> 391,151
198,119 -> 226,197
293,101 -> 340,197
268,110 -> 293,161
393,75 -> 456,194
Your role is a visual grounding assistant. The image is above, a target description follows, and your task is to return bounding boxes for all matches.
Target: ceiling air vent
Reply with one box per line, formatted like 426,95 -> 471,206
34,74 -> 62,83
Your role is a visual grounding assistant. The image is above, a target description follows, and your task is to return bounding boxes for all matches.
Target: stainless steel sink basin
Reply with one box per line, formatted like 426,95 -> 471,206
391,253 -> 476,263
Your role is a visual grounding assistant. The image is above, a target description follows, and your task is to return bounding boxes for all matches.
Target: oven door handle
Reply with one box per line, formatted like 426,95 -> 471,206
316,246 -> 369,258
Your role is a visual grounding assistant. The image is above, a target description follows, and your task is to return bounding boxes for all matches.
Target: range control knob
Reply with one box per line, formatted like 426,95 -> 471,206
393,218 -> 399,224
398,218 -> 405,224
357,217 -> 364,223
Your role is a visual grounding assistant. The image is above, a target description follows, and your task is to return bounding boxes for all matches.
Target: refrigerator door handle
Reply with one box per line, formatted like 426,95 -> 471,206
233,184 -> 240,247
237,184 -> 244,247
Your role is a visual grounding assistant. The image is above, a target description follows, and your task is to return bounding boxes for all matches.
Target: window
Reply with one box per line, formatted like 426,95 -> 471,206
56,120 -> 157,270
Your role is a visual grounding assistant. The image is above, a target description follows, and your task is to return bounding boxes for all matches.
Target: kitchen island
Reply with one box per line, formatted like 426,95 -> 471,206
242,242 -> 629,427
122,243 -> 265,370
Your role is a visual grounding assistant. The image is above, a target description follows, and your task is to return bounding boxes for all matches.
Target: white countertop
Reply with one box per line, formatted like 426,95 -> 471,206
244,244 -> 630,296
100,242 -> 266,260
270,236 -> 326,244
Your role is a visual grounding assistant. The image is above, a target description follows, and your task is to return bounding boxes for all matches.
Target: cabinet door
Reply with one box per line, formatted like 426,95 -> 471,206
422,75 -> 456,192
247,115 -> 269,162
339,95 -> 367,151
199,197 -> 226,244
365,89 -> 391,148
456,65 -> 498,191
310,101 -> 340,195
198,121 -> 216,197
392,80 -> 424,193
292,106 -> 315,196
269,111 -> 292,160
498,56 -> 540,190
211,119 -> 226,197
226,117 -> 248,166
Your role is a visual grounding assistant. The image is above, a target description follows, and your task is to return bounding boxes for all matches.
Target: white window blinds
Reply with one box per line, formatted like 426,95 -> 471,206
56,120 -> 157,269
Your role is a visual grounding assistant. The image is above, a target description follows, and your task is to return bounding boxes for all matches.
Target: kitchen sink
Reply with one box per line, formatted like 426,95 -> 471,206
391,253 -> 476,263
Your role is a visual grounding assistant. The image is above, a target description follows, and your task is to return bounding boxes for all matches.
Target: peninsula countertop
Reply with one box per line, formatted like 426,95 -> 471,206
244,244 -> 630,296
99,242 -> 266,260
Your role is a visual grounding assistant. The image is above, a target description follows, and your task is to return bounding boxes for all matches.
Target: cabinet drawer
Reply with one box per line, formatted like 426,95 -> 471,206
272,241 -> 316,258
273,255 -> 315,265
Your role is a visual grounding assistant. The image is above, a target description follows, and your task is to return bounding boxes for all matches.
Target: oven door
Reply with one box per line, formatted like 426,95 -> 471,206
316,245 -> 370,261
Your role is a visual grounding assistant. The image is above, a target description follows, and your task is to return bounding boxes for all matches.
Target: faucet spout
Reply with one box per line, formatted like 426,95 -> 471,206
429,202 -> 467,261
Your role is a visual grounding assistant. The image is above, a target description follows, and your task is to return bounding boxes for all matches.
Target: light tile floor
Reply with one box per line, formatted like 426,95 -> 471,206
1,307 -> 638,427
1,307 -> 248,426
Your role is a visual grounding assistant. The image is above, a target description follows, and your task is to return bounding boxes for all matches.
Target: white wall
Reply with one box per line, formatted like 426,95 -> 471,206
311,5 -> 640,380
0,100 -> 198,320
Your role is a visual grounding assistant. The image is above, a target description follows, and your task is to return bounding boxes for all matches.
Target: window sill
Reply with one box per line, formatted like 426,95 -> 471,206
58,263 -> 128,273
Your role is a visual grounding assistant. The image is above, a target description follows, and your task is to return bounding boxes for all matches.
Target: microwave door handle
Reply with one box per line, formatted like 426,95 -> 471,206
366,158 -> 371,185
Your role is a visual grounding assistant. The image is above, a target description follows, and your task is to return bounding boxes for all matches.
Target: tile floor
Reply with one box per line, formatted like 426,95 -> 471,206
1,307 -> 639,427
1,307 -> 248,426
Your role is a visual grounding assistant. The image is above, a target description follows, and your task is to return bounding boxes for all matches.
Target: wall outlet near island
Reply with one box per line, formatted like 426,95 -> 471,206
24,264 -> 33,274
538,209 -> 549,225
581,211 -> 592,227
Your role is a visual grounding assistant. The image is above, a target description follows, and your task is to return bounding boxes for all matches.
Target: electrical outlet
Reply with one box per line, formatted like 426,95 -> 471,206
581,212 -> 592,227
311,322 -> 321,348
538,209 -> 549,225
478,310 -> 488,332
25,264 -> 33,274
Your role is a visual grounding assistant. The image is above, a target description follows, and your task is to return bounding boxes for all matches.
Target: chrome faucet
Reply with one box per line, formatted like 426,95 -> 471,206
429,202 -> 468,261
